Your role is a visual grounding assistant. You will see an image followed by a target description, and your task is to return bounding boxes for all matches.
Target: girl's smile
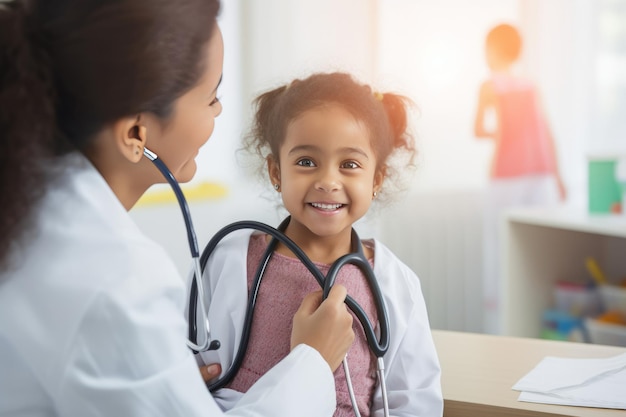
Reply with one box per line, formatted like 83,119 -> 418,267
309,202 -> 345,212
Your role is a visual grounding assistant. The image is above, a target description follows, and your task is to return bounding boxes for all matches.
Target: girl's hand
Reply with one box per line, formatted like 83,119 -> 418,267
291,285 -> 355,372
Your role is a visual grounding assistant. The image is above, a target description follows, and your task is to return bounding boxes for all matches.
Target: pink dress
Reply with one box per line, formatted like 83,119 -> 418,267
490,74 -> 555,178
227,234 -> 378,417
481,74 -> 561,333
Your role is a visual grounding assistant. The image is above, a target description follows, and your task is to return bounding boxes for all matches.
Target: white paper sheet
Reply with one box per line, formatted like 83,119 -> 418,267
512,352 -> 626,410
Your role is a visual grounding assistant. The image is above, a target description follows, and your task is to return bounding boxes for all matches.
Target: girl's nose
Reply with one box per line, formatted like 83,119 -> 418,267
314,170 -> 340,192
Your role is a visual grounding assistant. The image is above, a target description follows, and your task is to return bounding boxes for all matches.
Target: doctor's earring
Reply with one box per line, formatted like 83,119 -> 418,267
131,145 -> 144,163
273,183 -> 280,192
372,191 -> 378,199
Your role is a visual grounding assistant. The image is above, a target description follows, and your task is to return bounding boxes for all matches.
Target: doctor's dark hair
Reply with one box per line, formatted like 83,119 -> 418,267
0,0 -> 220,268
243,72 -> 417,204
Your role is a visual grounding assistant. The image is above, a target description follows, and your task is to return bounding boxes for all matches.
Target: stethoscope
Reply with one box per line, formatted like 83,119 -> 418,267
144,147 -> 391,417
143,147 -> 216,352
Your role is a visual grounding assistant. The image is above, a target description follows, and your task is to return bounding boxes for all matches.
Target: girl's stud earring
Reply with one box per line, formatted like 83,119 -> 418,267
373,191 -> 378,199
274,184 -> 280,191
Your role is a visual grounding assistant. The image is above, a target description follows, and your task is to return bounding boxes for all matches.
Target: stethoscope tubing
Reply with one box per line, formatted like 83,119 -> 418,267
190,219 -> 390,359
143,148 -> 199,258
193,218 -> 391,417
323,248 -> 390,356
143,148 -> 214,352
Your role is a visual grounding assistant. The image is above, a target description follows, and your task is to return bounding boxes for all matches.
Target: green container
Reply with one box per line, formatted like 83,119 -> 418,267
588,158 -> 621,213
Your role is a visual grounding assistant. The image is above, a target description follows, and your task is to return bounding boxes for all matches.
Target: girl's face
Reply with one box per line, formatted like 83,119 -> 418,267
269,103 -> 384,246
147,25 -> 224,183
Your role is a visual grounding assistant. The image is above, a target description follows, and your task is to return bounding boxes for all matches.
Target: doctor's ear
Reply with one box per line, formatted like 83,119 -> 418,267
114,115 -> 148,164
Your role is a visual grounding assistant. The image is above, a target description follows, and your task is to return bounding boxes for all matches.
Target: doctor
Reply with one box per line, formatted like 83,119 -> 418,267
0,0 -> 355,416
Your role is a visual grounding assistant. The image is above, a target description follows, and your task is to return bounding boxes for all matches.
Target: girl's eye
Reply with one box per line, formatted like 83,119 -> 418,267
342,161 -> 360,169
210,96 -> 221,106
296,158 -> 316,167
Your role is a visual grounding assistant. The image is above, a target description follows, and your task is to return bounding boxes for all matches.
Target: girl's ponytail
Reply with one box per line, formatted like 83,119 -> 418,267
248,85 -> 288,157
380,93 -> 413,152
0,2 -> 57,268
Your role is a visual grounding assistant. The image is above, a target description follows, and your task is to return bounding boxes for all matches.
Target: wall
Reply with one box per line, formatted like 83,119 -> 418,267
375,0 -> 519,191
132,0 -> 624,334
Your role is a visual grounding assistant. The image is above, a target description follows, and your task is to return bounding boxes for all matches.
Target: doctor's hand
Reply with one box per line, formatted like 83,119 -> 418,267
291,285 -> 355,372
199,363 -> 222,383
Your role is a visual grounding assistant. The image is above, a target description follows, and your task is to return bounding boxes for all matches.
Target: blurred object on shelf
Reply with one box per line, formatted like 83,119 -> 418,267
588,155 -> 626,214
541,309 -> 585,342
595,310 -> 626,325
585,256 -> 607,286
554,280 -> 602,318
598,284 -> 626,316
584,316 -> 626,347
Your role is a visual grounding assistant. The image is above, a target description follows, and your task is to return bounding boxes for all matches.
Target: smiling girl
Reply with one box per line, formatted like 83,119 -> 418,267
197,72 -> 443,417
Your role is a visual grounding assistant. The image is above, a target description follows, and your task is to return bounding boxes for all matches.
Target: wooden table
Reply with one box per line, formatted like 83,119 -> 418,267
432,330 -> 625,417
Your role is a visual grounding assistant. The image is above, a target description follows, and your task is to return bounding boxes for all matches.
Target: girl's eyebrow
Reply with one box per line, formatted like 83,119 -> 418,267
288,145 -> 369,159
342,147 -> 370,159
287,145 -> 318,155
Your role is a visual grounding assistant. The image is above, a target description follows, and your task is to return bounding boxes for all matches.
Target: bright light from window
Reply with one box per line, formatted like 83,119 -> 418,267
418,35 -> 466,90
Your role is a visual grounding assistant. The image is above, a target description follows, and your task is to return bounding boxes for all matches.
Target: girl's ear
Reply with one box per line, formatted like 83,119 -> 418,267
373,167 -> 386,195
267,154 -> 281,187
113,114 -> 148,163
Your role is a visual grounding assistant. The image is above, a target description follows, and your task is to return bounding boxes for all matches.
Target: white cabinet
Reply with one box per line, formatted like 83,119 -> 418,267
502,207 -> 626,338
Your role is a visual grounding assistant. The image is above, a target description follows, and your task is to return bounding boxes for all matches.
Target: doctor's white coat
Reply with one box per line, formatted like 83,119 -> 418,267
0,153 -> 336,417
195,229 -> 444,417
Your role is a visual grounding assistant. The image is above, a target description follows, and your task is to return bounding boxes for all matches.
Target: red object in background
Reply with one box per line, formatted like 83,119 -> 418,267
610,202 -> 622,214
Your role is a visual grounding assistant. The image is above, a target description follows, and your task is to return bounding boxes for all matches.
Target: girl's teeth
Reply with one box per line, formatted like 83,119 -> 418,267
311,203 -> 342,210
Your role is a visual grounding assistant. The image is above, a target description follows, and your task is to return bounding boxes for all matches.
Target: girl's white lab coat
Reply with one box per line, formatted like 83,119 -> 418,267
0,153 -> 336,417
195,229 -> 444,417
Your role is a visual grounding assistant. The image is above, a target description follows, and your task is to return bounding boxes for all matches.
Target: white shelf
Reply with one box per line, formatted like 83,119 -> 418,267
502,207 -> 626,339
507,207 -> 626,238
